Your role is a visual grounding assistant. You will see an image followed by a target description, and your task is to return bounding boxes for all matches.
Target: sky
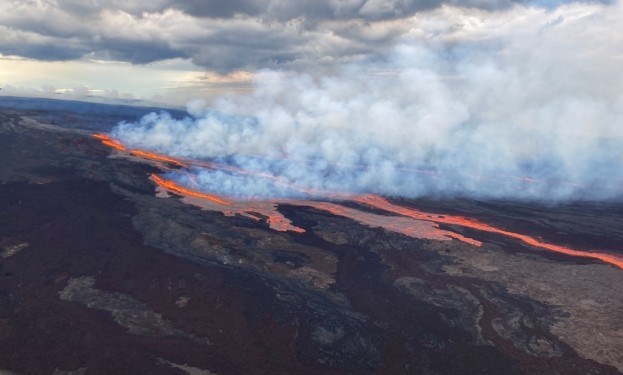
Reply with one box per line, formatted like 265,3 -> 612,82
1,0 -> 619,106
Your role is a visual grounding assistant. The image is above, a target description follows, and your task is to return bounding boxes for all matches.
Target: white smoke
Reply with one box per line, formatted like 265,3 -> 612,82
112,2 -> 623,201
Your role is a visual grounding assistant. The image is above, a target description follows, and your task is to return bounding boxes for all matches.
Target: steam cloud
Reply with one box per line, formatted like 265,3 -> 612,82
113,3 -> 623,201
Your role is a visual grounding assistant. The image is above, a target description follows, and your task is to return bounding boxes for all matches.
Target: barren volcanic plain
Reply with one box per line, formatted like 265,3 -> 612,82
1,98 -> 622,374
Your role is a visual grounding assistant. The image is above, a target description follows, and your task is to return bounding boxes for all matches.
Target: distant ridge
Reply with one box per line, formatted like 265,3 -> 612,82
0,96 -> 186,118
0,96 -> 188,133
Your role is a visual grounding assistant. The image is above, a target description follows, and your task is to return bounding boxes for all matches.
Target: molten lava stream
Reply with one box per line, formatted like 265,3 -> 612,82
93,132 -> 623,270
93,133 -> 334,197
130,150 -> 188,168
151,174 -> 305,233
356,195 -> 623,270
151,174 -> 230,205
93,133 -> 127,151
93,133 -> 188,168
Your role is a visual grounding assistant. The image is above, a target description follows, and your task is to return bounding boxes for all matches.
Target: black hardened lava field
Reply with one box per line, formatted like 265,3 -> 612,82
1,99 -> 622,374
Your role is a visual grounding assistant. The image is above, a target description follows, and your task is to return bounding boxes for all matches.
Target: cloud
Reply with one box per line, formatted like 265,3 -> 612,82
0,0 -> 615,72
111,2 -> 623,201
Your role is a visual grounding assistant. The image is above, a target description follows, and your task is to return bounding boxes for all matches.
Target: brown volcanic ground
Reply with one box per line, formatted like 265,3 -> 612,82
0,99 -> 622,374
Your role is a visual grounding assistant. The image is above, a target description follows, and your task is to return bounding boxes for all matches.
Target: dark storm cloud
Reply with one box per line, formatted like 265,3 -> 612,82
96,38 -> 186,65
0,0 -> 614,71
162,0 -> 612,20
0,42 -> 85,61
169,0 -> 267,18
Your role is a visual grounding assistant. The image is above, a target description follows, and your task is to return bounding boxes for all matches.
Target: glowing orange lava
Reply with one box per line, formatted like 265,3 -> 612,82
93,133 -> 187,168
131,150 -> 188,168
151,174 -> 230,205
93,132 -> 623,270
93,133 -> 356,198
151,174 -> 306,233
356,195 -> 623,270
93,133 -> 126,151
148,175 -> 470,240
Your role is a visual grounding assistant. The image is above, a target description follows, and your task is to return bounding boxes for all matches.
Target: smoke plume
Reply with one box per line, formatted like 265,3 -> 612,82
112,3 -> 623,201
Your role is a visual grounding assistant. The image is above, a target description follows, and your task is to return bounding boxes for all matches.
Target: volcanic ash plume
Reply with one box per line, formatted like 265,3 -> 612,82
112,3 -> 623,201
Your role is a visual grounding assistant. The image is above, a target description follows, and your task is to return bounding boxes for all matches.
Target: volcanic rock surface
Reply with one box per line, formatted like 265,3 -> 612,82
0,98 -> 622,374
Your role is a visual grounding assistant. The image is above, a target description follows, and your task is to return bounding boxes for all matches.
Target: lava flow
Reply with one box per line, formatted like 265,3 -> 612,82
152,174 -> 305,233
151,174 -> 230,205
93,133 -> 126,151
287,200 -> 483,245
93,133 -> 187,168
356,195 -> 623,270
93,132 -> 623,270
131,150 -> 188,168
150,173 -> 482,243
93,133 -> 351,199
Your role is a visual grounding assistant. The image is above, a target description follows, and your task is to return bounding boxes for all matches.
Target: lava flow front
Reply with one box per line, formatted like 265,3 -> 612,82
93,132 -> 623,270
